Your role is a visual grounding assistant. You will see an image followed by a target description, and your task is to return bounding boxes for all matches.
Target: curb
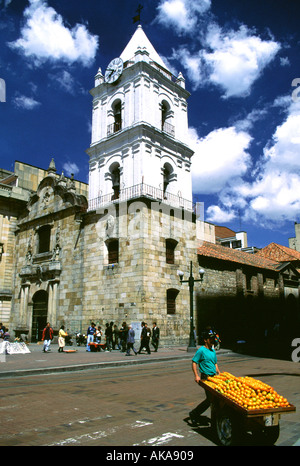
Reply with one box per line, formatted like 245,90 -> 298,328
0,354 -> 193,378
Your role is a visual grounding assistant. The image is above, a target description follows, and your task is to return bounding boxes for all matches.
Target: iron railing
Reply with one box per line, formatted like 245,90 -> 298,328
88,182 -> 193,212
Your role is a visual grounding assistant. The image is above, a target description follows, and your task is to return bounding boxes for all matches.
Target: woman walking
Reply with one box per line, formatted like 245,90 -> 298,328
58,325 -> 68,353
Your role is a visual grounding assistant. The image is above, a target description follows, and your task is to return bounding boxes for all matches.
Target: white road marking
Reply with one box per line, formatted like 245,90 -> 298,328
47,419 -> 153,446
135,432 -> 184,446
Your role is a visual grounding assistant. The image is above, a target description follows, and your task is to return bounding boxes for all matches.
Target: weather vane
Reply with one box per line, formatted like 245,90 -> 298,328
133,4 -> 143,24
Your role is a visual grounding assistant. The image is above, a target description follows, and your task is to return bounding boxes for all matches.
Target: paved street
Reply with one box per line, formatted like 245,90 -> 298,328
0,347 -> 299,447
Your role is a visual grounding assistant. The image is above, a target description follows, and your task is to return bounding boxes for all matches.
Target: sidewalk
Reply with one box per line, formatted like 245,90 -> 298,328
0,343 -> 233,378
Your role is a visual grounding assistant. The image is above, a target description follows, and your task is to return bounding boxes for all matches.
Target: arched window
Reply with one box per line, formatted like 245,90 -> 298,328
162,162 -> 175,197
109,162 -> 121,200
161,100 -> 174,136
161,101 -> 169,130
107,99 -> 122,136
113,99 -> 122,133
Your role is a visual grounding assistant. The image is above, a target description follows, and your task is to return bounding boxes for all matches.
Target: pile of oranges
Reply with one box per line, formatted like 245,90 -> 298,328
203,372 -> 291,411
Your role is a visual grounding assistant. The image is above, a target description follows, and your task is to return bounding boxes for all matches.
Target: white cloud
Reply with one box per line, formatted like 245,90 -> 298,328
234,108 -> 268,132
163,5 -> 280,98
62,162 -> 80,177
13,94 -> 40,109
206,205 -> 236,223
156,0 -> 211,34
280,57 -> 290,66
205,99 -> 300,225
242,100 -> 300,221
263,104 -> 300,170
190,126 -> 252,194
173,24 -> 280,97
49,70 -> 85,95
203,24 -> 280,98
8,0 -> 98,66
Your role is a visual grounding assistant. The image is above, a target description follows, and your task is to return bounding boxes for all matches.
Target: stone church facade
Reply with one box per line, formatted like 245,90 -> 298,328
6,26 -> 208,345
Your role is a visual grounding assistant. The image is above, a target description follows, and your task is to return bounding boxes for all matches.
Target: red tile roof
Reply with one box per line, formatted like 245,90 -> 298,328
198,241 -> 280,271
256,242 -> 300,263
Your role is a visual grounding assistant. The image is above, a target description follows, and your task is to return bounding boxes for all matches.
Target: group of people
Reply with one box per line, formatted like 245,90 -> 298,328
86,321 -> 160,356
32,320 -> 161,355
86,322 -> 122,352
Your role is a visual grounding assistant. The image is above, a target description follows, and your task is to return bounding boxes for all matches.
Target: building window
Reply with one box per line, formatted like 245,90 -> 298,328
111,166 -> 120,200
162,162 -> 176,198
107,99 -> 122,136
166,239 -> 177,264
167,288 -> 179,314
38,225 -> 51,254
113,100 -> 122,132
246,274 -> 252,291
107,239 -> 119,264
161,100 -> 174,136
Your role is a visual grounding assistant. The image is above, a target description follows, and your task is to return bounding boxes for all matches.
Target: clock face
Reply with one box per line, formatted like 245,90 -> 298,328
104,57 -> 123,84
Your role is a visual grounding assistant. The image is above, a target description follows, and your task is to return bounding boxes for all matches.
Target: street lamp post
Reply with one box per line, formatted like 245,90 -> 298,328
178,261 -> 204,352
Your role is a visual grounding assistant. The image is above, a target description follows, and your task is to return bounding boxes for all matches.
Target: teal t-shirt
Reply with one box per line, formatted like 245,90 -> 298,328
192,346 -> 217,376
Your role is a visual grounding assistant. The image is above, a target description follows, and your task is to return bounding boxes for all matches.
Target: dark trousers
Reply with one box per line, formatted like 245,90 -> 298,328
189,373 -> 212,421
151,338 -> 159,352
138,339 -> 150,354
126,342 -> 137,355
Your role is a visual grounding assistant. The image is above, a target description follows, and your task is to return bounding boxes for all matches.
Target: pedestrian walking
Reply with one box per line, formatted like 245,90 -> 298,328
126,325 -> 138,356
138,322 -> 151,354
189,330 -> 220,426
151,322 -> 160,352
119,322 -> 128,352
42,322 -> 53,352
113,324 -> 120,350
86,322 -> 96,352
58,325 -> 68,352
105,322 -> 113,351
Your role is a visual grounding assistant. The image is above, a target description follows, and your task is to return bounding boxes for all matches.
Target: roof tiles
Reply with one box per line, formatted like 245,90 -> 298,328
198,241 -> 280,271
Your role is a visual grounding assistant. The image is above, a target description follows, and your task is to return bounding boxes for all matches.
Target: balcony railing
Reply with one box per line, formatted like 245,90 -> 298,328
162,121 -> 175,137
107,122 -> 122,136
88,182 -> 193,212
107,120 -> 175,138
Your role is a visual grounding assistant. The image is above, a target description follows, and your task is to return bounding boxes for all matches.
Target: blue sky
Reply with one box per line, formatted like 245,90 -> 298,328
0,0 -> 300,249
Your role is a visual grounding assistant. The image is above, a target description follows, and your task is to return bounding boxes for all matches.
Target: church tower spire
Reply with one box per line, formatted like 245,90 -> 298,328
87,25 -> 194,212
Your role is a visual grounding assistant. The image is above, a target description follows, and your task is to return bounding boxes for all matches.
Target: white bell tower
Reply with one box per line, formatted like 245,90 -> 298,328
87,25 -> 194,211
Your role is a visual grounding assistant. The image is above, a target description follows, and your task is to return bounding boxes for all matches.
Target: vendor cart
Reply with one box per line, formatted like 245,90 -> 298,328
198,379 -> 296,446
89,342 -> 107,352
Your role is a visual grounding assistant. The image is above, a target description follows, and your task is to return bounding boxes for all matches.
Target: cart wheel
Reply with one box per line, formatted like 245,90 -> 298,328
214,408 -> 240,446
251,425 -> 280,446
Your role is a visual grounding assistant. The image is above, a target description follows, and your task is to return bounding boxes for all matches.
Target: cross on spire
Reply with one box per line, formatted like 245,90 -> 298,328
133,4 -> 143,24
